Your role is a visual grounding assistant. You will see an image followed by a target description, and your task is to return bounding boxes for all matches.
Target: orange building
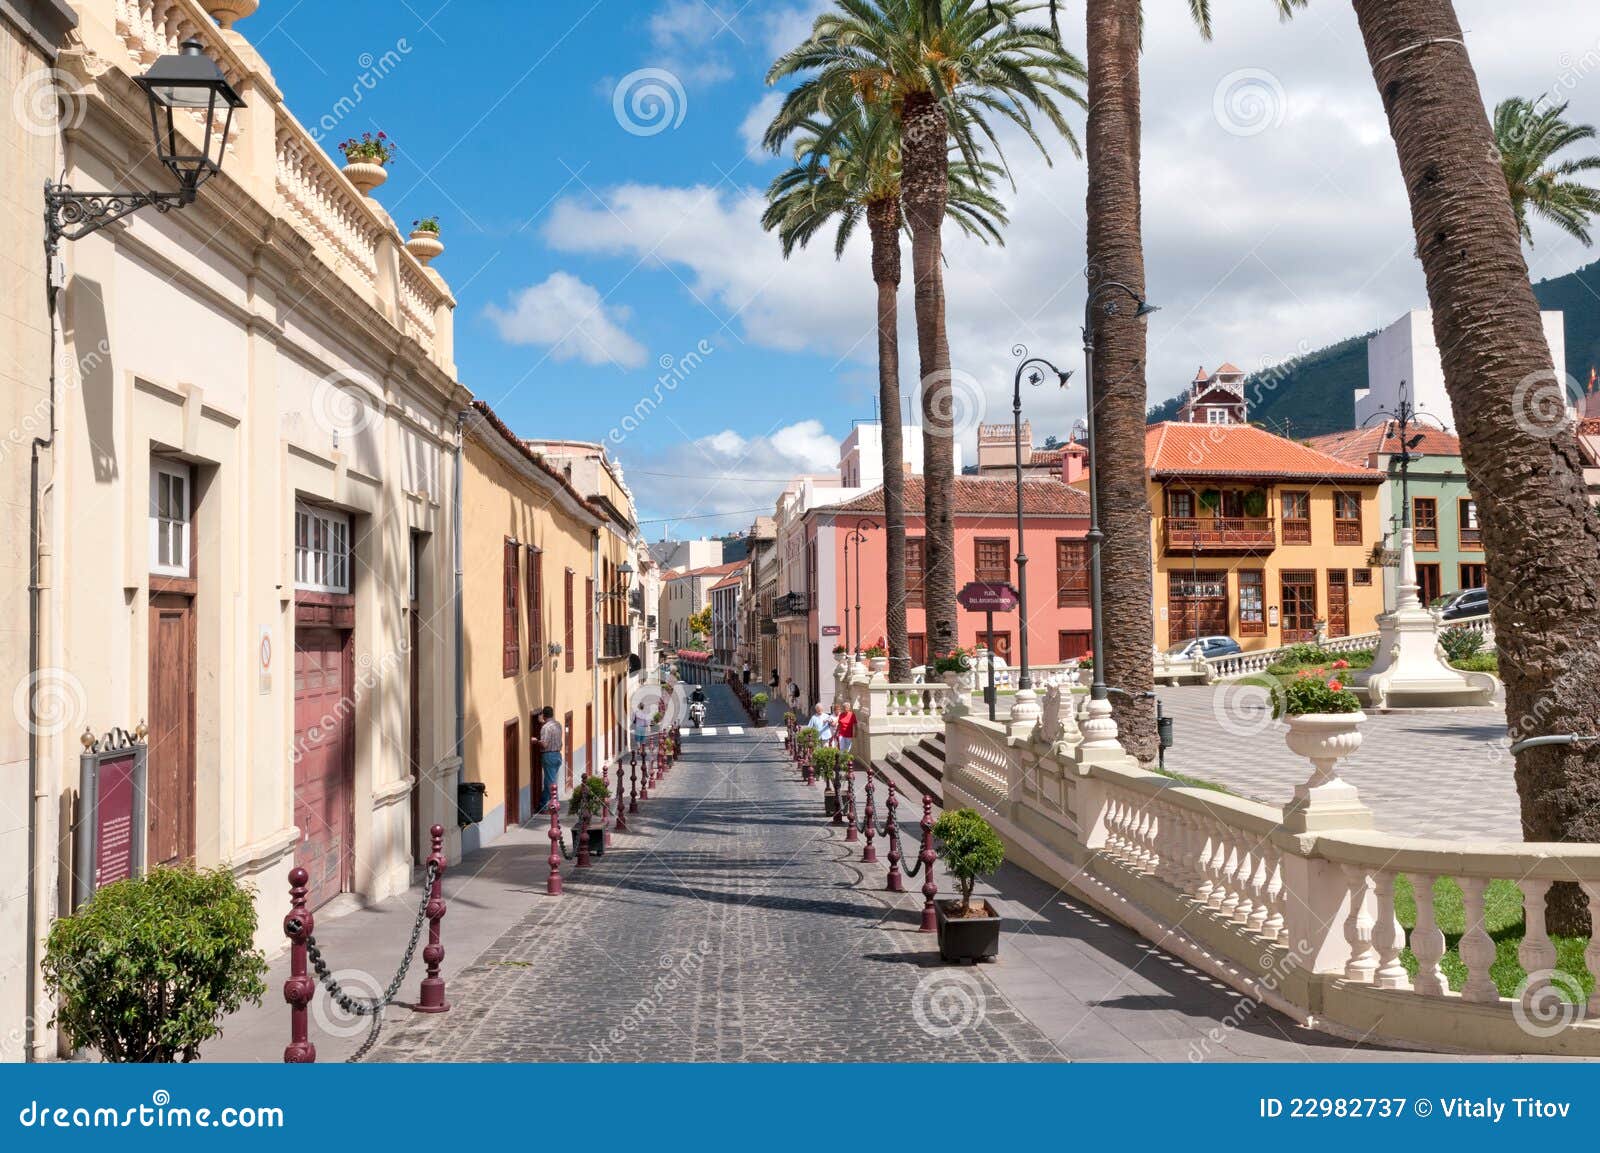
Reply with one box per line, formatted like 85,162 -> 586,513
1143,424 -> 1386,650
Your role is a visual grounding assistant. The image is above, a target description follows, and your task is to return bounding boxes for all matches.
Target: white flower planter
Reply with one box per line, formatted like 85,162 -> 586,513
342,160 -> 388,196
1282,711 -> 1371,832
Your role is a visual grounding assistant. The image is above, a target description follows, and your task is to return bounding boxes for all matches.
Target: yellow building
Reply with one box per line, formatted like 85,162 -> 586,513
1144,424 -> 1386,651
462,403 -> 603,847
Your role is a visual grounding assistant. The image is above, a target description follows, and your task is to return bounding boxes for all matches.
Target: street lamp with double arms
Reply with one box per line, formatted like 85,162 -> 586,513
1009,347 -> 1073,696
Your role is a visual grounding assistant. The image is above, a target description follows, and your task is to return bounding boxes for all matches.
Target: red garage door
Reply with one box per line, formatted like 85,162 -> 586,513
294,628 -> 353,909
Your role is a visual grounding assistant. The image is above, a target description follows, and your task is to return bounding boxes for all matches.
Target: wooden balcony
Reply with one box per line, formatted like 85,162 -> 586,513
1163,517 -> 1276,554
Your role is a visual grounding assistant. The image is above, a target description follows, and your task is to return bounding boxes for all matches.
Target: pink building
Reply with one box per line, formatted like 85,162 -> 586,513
798,477 -> 1093,701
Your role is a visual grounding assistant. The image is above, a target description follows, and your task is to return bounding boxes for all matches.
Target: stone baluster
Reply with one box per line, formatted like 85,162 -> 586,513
1583,882 -> 1600,1020
1229,846 -> 1254,926
1247,852 -> 1272,933
1261,849 -> 1285,943
1193,822 -> 1217,907
1372,871 -> 1410,989
1517,878 -> 1557,1011
1410,875 -> 1446,995
1457,877 -> 1498,1002
1341,865 -> 1378,983
1205,827 -> 1230,911
1217,843 -> 1242,919
1135,807 -> 1156,874
1178,811 -> 1202,893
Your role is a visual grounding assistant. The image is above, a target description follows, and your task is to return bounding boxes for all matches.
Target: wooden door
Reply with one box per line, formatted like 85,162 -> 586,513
1327,571 -> 1349,638
1280,570 -> 1318,643
503,718 -> 520,829
1416,563 -> 1442,605
294,628 -> 353,909
147,593 -> 196,868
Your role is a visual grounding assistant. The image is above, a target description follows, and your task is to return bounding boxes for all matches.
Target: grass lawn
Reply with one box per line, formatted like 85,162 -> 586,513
1153,765 -> 1231,792
1390,876 -> 1592,1000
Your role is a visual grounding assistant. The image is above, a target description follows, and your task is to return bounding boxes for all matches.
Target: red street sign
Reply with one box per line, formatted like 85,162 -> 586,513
957,581 -> 1019,613
821,625 -> 841,636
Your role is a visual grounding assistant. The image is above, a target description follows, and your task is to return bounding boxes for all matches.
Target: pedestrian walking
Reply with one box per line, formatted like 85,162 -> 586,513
835,701 -> 856,755
807,703 -> 836,747
631,699 -> 652,750
538,707 -> 564,812
769,668 -> 780,695
741,660 -> 751,685
787,678 -> 801,712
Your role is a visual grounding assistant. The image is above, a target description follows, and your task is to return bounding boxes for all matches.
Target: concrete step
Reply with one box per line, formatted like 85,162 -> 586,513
878,737 -> 945,806
900,740 -> 945,783
870,756 -> 941,814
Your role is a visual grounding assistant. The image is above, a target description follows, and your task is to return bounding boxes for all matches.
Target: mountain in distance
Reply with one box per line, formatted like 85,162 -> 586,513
1146,258 -> 1600,438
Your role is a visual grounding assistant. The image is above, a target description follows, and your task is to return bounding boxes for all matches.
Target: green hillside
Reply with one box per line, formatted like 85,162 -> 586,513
1145,258 -> 1600,436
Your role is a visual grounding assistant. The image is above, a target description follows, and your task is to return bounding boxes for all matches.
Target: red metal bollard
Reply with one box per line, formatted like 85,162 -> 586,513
883,783 -> 903,892
629,751 -> 640,812
917,795 -> 937,932
843,758 -> 858,842
639,744 -> 652,800
282,867 -> 317,1062
547,783 -> 563,896
803,744 -> 814,786
576,802 -> 592,868
861,762 -> 877,863
613,765 -> 628,832
416,824 -> 450,1013
602,787 -> 614,848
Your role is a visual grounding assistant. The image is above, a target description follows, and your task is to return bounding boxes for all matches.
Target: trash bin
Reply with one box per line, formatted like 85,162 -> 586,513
456,781 -> 487,827
1157,715 -> 1174,750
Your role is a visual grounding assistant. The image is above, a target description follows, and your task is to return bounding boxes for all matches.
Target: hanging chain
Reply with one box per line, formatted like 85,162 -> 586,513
301,859 -> 438,1062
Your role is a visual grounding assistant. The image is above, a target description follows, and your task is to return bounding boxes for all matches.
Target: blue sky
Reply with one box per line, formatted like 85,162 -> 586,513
251,0 -> 1600,536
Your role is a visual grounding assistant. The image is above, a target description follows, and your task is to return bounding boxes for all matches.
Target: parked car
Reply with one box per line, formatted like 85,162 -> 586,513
1164,636 -> 1242,661
1438,587 -> 1489,621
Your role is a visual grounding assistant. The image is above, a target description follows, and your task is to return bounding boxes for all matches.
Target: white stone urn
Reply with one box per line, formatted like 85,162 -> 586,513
204,0 -> 258,28
868,655 -> 889,681
342,159 -> 388,196
406,228 -> 444,266
1282,711 -> 1372,831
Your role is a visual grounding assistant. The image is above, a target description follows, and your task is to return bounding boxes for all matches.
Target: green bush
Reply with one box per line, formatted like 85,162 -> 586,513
811,745 -> 842,782
933,809 -> 1005,913
1452,651 -> 1499,673
569,775 -> 609,818
1282,643 -> 1329,665
752,692 -> 769,709
42,867 -> 267,1062
797,726 -> 819,750
1440,626 -> 1484,663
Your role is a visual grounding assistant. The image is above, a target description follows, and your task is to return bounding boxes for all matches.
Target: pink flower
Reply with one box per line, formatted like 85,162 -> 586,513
1332,659 -> 1349,670
1328,679 -> 1344,692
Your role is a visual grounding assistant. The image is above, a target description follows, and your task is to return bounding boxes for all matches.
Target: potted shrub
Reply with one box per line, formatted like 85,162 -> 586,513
863,637 -> 889,677
933,646 -> 973,691
932,809 -> 1006,963
812,746 -> 842,813
406,215 -> 444,266
751,691 -> 769,725
569,776 -> 610,857
338,131 -> 395,195
1276,671 -> 1365,796
42,866 -> 268,1061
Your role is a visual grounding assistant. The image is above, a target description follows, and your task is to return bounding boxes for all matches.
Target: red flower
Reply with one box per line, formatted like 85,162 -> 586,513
1332,659 -> 1349,670
1328,679 -> 1344,692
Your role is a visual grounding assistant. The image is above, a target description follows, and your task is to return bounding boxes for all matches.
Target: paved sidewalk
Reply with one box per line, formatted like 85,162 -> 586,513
354,686 -> 1420,1062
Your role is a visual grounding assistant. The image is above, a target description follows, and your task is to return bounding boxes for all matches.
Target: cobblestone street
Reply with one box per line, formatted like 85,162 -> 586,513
365,687 -> 1423,1063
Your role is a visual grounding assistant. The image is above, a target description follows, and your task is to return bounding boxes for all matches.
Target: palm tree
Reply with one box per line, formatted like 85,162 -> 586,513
768,0 -> 1084,658
1066,0 -> 1303,760
1492,97 -> 1600,246
1352,0 -> 1600,935
762,102 -> 1007,683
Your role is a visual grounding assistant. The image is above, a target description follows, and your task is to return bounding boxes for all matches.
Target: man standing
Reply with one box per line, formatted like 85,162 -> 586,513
806,702 -> 835,747
741,659 -> 751,685
538,707 -> 564,813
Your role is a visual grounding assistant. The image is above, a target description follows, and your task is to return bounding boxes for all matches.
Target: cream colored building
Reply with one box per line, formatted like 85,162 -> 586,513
7,0 -> 464,1060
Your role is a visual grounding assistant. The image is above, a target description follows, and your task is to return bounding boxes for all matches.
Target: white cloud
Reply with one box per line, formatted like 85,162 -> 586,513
739,91 -> 784,160
483,272 -> 648,369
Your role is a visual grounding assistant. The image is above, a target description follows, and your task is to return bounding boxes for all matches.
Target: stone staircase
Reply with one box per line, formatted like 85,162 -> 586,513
870,732 -> 945,810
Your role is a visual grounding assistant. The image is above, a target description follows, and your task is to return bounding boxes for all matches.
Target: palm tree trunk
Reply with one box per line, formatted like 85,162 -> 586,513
1354,0 -> 1600,935
868,196 -> 913,683
1085,0 -> 1156,761
902,91 -> 958,656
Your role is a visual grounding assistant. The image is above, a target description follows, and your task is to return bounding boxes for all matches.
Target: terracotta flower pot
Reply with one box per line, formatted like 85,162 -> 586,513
203,0 -> 258,28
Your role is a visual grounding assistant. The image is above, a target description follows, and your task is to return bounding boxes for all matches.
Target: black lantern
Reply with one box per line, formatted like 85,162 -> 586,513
135,38 -> 246,196
45,38 -> 245,254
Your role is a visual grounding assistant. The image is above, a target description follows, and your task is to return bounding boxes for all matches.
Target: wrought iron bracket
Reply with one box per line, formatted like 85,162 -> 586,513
45,181 -> 192,254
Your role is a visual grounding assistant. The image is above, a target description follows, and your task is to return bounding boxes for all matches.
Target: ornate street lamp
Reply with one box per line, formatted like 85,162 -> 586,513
1360,381 -> 1446,613
1080,283 -> 1159,724
844,519 -> 877,660
1008,347 -> 1073,706
45,39 -> 245,256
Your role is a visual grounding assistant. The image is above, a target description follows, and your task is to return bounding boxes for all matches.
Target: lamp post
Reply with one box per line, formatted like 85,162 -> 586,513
45,39 -> 245,258
845,519 -> 877,660
1008,348 -> 1073,708
1080,283 -> 1159,740
1360,381 -> 1446,613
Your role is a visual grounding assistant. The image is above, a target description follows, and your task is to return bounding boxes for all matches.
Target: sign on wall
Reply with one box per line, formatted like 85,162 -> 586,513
74,730 -> 148,909
821,625 -> 840,636
957,581 -> 1020,613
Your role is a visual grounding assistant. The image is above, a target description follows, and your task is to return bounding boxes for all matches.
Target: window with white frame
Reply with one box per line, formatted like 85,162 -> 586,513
1206,407 -> 1230,424
296,503 -> 352,593
149,459 -> 192,577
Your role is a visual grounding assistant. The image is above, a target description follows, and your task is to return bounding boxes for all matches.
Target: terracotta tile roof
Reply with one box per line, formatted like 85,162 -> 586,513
830,476 -> 1090,516
468,400 -> 603,522
1146,422 -> 1384,482
665,560 -> 745,583
1027,448 -> 1064,465
1214,361 -> 1243,375
1193,366 -> 1208,382
1303,423 -> 1462,467
709,572 -> 743,592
